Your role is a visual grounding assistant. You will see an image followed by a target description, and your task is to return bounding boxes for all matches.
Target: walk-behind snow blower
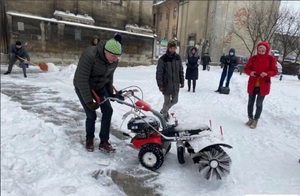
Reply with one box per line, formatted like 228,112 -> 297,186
98,86 -> 232,180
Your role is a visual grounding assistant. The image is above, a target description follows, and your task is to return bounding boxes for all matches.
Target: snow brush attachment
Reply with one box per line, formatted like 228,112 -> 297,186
196,146 -> 231,180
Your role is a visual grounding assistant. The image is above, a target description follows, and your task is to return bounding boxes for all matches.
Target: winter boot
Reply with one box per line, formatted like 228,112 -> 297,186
4,71 -> 11,75
85,138 -> 94,152
99,140 -> 116,153
245,118 -> 254,126
192,80 -> 196,92
250,119 -> 258,129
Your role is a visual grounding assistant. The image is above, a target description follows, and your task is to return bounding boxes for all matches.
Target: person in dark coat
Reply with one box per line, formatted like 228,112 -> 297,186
215,48 -> 237,92
4,41 -> 30,78
73,35 -> 123,153
185,47 -> 199,92
244,41 -> 278,129
201,53 -> 211,71
90,35 -> 100,46
156,40 -> 184,121
219,53 -> 226,68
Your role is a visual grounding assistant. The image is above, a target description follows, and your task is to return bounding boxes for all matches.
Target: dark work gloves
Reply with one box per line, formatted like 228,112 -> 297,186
111,93 -> 125,101
87,102 -> 99,111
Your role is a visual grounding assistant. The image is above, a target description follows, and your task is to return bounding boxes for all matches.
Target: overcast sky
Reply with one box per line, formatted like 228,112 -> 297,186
281,0 -> 300,11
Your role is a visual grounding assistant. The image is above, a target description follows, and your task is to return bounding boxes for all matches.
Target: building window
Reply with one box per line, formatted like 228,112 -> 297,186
188,35 -> 196,46
159,13 -> 162,22
165,30 -> 168,39
153,14 -> 156,26
172,26 -> 176,37
17,22 -> 24,31
173,7 -> 177,19
74,28 -> 81,41
166,10 -> 169,20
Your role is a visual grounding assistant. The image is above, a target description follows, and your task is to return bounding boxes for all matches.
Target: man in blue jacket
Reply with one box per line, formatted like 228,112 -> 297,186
4,41 -> 30,78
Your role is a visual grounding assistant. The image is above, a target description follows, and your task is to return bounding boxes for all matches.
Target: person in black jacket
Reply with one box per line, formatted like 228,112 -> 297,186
185,47 -> 199,92
4,41 -> 30,78
156,40 -> 184,121
219,53 -> 226,68
73,35 -> 123,153
215,48 -> 237,92
201,52 -> 211,71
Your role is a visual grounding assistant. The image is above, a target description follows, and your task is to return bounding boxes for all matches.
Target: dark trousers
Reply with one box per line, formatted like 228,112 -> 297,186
203,64 -> 208,70
7,55 -> 27,76
247,87 -> 265,120
218,67 -> 233,89
75,87 -> 113,141
187,79 -> 196,91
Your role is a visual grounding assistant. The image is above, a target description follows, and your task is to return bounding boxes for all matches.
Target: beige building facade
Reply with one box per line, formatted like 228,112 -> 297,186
155,0 -> 280,62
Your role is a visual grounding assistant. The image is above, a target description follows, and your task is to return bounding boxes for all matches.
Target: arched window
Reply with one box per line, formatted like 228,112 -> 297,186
173,7 -> 177,19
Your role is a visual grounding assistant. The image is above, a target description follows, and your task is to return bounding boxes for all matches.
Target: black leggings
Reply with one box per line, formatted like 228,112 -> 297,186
187,79 -> 196,91
247,87 -> 265,120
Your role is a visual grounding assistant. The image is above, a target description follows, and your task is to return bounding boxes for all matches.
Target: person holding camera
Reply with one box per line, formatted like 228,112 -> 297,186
215,48 -> 237,92
244,42 -> 277,129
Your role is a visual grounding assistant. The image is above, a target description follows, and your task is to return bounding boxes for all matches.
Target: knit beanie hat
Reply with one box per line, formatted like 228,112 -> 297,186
167,40 -> 177,48
16,41 -> 22,46
104,38 -> 122,55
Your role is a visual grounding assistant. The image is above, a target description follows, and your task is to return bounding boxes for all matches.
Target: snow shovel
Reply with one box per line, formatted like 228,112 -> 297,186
17,56 -> 48,72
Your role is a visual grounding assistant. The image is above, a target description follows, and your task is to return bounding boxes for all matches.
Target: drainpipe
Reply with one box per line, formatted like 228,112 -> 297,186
204,1 -> 210,41
164,0 -> 170,40
175,0 -> 179,40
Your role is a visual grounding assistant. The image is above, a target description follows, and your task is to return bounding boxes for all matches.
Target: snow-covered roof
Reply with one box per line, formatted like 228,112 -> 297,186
53,10 -> 95,25
6,11 -> 154,38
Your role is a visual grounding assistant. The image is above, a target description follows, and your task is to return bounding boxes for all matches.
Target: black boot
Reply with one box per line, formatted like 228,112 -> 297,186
4,71 -> 11,75
187,80 -> 191,92
192,80 -> 196,92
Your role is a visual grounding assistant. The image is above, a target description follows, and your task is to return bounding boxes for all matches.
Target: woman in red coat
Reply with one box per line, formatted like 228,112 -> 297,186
244,42 -> 278,129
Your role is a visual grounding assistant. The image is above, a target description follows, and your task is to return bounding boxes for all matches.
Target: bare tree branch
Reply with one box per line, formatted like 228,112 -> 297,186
231,1 -> 281,56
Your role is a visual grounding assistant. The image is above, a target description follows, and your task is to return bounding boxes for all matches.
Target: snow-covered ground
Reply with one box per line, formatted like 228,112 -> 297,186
1,63 -> 300,196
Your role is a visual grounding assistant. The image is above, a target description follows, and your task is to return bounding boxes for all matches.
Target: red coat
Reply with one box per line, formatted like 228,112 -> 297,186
244,42 -> 278,96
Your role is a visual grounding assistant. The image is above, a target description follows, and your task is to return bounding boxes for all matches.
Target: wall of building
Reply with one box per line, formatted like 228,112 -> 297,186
154,0 -> 178,40
3,0 -> 154,66
175,0 -> 281,62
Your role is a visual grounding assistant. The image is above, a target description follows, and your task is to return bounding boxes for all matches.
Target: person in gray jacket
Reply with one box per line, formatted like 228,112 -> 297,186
4,41 -> 30,78
156,40 -> 184,121
73,35 -> 123,153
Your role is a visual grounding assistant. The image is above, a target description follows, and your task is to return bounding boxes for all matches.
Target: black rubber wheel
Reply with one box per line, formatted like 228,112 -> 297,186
197,145 -> 232,180
138,144 -> 164,171
177,146 -> 185,164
